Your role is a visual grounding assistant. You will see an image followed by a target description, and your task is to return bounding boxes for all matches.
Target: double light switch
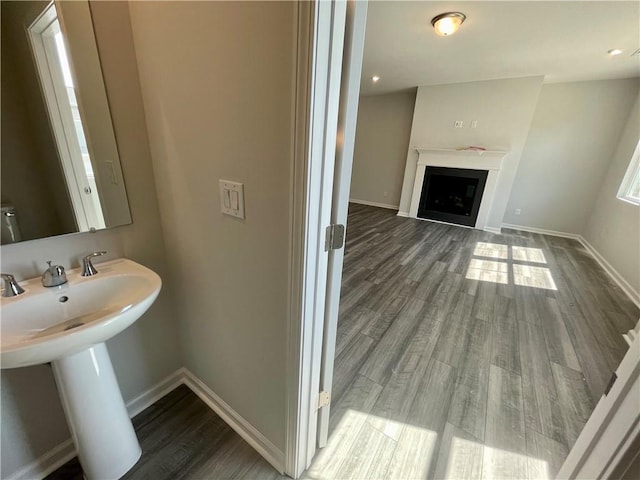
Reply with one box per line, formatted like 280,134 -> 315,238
219,180 -> 245,219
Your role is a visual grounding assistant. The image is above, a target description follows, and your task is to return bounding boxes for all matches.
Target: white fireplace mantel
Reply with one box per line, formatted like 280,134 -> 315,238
408,147 -> 510,232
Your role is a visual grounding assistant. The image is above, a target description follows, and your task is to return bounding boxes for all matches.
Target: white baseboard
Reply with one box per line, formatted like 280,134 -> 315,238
501,222 -> 640,308
396,211 -> 409,217
577,236 -> 640,308
126,368 -> 186,418
349,198 -> 399,210
501,222 -> 582,240
8,368 -> 285,480
182,369 -> 285,474
484,226 -> 502,234
6,439 -> 76,480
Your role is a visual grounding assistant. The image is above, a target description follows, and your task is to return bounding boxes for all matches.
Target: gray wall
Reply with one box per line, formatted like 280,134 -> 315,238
584,89 -> 640,294
504,78 -> 639,234
350,91 -> 416,208
397,76 -> 544,230
128,1 -> 295,452
0,3 -> 182,477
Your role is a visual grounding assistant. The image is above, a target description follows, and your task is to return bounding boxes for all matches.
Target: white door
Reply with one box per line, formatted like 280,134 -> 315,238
316,0 -> 368,448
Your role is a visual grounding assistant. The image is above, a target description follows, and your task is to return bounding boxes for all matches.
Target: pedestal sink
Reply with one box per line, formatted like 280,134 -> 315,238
1,258 -> 161,479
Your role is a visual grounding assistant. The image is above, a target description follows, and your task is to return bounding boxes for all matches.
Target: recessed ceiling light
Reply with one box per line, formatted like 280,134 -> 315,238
372,75 -> 380,83
608,48 -> 624,56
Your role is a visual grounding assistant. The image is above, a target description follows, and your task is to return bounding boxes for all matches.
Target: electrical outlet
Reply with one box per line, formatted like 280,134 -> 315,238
515,208 -> 521,215
454,120 -> 463,128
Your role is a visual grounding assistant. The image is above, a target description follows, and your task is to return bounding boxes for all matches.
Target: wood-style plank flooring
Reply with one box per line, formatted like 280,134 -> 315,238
45,385 -> 283,480
308,204 -> 638,480
48,203 -> 638,479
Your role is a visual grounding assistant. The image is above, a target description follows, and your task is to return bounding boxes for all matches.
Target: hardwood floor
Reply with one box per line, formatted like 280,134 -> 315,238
45,385 -> 283,480
309,203 -> 638,480
48,203 -> 637,479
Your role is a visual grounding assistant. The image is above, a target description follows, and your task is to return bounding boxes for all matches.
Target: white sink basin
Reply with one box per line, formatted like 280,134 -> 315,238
1,258 -> 161,369
0,258 -> 162,479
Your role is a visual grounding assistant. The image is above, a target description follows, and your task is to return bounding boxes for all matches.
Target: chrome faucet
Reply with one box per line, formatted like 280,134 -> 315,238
42,261 -> 68,287
82,251 -> 107,277
1,273 -> 25,297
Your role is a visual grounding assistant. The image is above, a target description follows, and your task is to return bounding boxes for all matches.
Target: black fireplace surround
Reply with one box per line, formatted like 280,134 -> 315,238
417,167 -> 488,227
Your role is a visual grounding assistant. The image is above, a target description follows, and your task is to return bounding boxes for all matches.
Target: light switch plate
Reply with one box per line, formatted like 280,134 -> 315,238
219,180 -> 245,219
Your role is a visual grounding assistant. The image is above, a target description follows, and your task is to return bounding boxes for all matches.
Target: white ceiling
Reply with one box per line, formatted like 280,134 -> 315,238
360,1 -> 640,95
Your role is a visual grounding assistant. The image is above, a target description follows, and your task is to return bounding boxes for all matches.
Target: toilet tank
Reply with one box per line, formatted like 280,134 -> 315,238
1,204 -> 23,244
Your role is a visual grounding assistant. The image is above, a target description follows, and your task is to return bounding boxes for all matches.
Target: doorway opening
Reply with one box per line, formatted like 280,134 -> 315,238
295,1 -> 640,479
28,3 -> 106,232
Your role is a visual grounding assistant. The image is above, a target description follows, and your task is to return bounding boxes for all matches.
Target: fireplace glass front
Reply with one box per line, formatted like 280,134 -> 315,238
417,167 -> 488,227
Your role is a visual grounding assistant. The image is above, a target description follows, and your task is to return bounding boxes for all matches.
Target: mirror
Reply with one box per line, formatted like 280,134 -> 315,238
1,0 -> 132,245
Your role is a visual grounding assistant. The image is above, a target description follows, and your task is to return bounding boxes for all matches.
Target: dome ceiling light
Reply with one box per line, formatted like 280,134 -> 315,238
431,12 -> 466,37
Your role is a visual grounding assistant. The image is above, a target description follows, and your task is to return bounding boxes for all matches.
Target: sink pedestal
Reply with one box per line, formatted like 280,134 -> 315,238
52,342 -> 141,479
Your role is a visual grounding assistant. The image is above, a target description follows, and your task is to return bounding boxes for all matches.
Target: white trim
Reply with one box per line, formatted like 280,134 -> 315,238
415,216 -> 473,229
396,211 -> 410,218
7,368 -> 286,479
5,439 -> 76,480
182,370 -> 285,474
28,3 -> 92,232
557,335 -> 640,478
578,236 -> 640,308
501,222 -> 582,240
501,222 -> 640,307
349,198 -> 399,210
616,140 -> 640,206
285,0 -> 315,477
125,368 -> 185,418
484,226 -> 502,234
318,0 -> 368,449
285,0 -> 348,476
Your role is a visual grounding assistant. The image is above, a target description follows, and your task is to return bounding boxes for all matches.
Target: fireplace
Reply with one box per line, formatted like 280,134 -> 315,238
417,167 -> 488,227
406,148 -> 510,232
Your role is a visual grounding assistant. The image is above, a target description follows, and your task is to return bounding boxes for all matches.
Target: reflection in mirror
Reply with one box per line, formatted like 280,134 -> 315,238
1,0 -> 132,245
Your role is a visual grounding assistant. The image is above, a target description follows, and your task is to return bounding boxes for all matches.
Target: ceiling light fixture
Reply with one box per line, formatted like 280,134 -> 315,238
431,12 -> 466,37
372,75 -> 380,83
608,48 -> 624,56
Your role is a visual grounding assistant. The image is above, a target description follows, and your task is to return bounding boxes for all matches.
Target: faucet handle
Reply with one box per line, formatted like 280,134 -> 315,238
1,273 -> 25,297
81,251 -> 107,277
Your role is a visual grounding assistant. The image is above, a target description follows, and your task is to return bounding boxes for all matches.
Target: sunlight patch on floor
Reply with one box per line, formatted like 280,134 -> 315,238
465,259 -> 509,284
307,410 -> 549,479
513,264 -> 558,290
478,438 -> 549,480
468,242 -> 557,290
512,246 -> 547,264
473,242 -> 509,259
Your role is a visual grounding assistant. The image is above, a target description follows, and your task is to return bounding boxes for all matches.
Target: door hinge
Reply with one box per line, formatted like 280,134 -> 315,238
318,390 -> 331,409
604,372 -> 617,396
325,224 -> 345,251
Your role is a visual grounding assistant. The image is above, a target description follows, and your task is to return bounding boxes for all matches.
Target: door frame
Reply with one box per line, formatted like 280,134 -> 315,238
316,0 -> 368,449
285,1 -> 640,478
284,0 -> 347,477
